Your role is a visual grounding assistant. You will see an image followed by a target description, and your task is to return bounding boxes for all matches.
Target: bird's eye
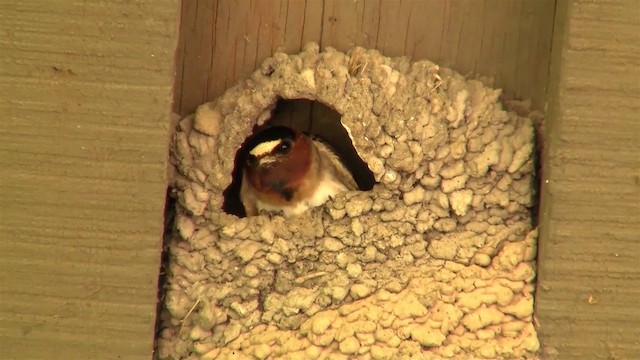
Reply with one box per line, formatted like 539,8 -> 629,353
276,140 -> 292,153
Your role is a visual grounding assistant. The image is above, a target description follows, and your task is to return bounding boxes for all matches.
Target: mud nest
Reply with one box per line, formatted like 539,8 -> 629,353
157,43 -> 539,359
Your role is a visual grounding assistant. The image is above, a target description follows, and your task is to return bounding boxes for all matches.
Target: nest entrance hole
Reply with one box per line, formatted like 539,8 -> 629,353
222,98 -> 375,217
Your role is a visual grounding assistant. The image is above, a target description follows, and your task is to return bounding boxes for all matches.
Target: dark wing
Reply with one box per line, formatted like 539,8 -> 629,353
239,170 -> 258,216
311,137 -> 358,191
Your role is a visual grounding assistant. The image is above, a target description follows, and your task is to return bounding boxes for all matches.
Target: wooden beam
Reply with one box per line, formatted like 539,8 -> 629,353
536,0 -> 640,358
0,1 -> 180,359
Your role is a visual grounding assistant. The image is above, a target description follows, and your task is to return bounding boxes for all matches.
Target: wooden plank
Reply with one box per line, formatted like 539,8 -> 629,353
174,0 -> 555,116
178,0 -> 216,115
536,0 -> 640,358
0,1 -> 180,359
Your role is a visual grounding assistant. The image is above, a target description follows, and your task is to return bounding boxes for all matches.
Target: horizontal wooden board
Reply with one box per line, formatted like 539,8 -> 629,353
174,0 -> 555,116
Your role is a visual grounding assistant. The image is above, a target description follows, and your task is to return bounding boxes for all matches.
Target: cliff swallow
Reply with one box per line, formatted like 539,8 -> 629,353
240,126 -> 358,217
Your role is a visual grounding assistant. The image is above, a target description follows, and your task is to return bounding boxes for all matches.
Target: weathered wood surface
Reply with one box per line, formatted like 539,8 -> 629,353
174,0 -> 555,116
0,1 -> 180,359
3,0 -> 636,358
536,0 -> 640,358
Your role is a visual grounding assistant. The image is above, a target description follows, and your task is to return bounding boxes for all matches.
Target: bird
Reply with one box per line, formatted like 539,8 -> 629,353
240,125 -> 358,217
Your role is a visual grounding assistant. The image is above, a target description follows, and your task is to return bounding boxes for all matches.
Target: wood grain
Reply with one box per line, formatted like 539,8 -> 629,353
0,1 -> 180,359
174,0 -> 556,116
536,0 -> 640,358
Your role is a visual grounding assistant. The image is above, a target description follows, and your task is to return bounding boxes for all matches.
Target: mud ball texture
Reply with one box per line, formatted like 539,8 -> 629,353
158,43 -> 539,359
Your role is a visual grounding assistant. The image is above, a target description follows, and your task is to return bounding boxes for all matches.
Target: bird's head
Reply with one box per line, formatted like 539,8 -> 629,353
243,126 -> 312,200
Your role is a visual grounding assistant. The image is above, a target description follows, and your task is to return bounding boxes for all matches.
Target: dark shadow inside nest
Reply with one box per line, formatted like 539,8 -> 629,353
222,98 -> 376,217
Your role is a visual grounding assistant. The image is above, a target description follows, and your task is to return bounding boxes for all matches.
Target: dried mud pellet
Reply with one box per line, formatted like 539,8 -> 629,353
329,208 -> 347,220
350,284 -> 372,299
356,332 -> 376,347
322,237 -> 346,252
433,218 -> 457,232
393,295 -> 428,320
308,329 -> 336,347
176,214 -> 195,239
351,320 -> 377,334
402,185 -> 425,205
304,345 -> 322,360
501,296 -> 534,319
252,343 -> 272,359
476,343 -> 497,358
222,321 -> 242,345
265,252 -> 283,264
411,325 -> 446,347
310,311 -> 337,335
346,263 -> 362,278
462,306 -> 505,331
370,344 -> 394,360
331,286 -> 349,302
201,348 -> 221,360
339,336 -> 361,355
441,174 -> 469,193
335,323 -> 355,342
449,189 -> 473,216
351,218 -> 365,236
472,253 -> 491,267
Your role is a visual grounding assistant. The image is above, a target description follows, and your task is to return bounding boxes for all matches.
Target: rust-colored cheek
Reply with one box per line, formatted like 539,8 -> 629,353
280,136 -> 312,180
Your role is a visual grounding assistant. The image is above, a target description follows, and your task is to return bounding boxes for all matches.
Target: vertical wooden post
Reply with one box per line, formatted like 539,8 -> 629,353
0,1 -> 180,358
536,0 -> 640,358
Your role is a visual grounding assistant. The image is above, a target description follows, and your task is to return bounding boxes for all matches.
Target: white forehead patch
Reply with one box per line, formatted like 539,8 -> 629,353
249,139 -> 281,157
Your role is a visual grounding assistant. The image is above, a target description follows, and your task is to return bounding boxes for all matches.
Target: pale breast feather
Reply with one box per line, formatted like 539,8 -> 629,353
307,177 -> 349,207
